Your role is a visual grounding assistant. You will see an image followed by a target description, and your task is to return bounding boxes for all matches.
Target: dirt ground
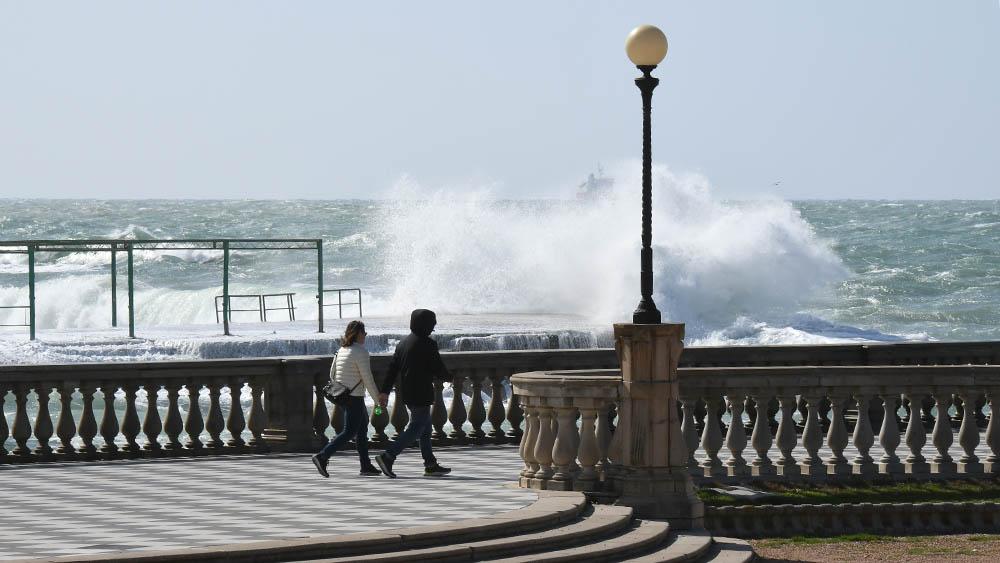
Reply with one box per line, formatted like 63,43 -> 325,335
751,534 -> 1000,562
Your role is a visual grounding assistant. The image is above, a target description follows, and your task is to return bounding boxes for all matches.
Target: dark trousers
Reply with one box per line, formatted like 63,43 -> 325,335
317,395 -> 370,466
385,405 -> 437,466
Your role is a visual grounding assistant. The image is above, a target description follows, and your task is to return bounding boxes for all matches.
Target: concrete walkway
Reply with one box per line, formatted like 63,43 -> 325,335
0,445 -> 535,561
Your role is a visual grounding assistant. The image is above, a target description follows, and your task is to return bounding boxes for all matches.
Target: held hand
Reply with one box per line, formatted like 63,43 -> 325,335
378,393 -> 389,407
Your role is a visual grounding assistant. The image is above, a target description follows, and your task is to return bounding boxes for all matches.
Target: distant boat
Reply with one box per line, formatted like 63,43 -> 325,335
577,166 -> 614,201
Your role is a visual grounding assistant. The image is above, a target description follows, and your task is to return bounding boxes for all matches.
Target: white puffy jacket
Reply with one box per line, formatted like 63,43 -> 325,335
332,343 -> 380,398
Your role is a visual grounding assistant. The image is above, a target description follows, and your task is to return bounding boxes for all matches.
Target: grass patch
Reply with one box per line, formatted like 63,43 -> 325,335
698,477 -> 1000,506
758,534 -> 896,547
966,535 -> 1000,542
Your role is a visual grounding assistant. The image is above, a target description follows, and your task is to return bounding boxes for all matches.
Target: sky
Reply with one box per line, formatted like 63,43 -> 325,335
1,1 -> 997,200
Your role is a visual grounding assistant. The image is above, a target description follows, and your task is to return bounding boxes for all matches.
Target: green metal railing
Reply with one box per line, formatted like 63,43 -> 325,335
0,239 -> 327,340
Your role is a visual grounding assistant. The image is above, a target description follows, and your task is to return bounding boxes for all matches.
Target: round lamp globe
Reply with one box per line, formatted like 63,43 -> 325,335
625,25 -> 668,66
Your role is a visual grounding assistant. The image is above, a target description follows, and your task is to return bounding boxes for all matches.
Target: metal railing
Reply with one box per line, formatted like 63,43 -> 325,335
213,293 -> 297,323
0,305 -> 30,328
321,288 -> 362,319
262,293 -> 296,321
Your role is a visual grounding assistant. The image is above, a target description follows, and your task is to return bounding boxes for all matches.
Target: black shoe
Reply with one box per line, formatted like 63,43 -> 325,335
359,465 -> 381,476
375,453 -> 396,478
311,455 -> 329,478
424,464 -> 452,477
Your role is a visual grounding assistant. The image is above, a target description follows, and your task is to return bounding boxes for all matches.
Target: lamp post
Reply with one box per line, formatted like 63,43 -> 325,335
626,25 -> 668,324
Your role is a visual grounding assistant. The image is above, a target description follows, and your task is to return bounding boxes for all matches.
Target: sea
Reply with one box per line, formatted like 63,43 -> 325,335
1,166 -> 998,365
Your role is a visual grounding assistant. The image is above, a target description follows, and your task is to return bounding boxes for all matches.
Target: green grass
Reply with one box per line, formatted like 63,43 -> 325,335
698,477 -> 1000,506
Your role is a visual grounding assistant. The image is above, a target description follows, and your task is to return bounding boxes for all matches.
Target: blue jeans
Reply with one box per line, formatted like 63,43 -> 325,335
317,396 -> 370,467
385,405 -> 437,466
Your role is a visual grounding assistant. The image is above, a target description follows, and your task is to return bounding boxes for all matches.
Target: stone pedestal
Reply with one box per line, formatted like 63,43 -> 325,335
610,323 -> 704,530
262,361 -> 319,452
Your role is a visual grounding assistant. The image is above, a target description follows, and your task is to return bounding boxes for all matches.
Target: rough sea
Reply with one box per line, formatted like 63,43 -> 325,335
1,167 -> 997,364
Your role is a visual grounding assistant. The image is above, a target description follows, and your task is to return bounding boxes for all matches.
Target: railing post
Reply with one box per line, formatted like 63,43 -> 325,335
222,241 -> 230,337
110,245 -> 117,327
611,322 -> 703,529
127,242 -> 135,339
27,245 -> 35,340
316,240 -> 324,333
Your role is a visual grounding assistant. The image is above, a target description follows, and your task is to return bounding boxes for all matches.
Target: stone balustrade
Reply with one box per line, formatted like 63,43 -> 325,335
510,363 -> 1000,493
3,342 -> 999,470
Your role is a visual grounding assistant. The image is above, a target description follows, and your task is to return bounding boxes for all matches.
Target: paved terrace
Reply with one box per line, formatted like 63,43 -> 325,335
0,445 -> 535,561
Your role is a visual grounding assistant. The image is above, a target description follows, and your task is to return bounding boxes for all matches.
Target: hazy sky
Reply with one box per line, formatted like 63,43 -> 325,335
1,1 -> 997,200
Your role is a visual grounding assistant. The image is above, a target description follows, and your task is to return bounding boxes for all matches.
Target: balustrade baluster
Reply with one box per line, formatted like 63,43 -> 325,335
550,403 -> 580,489
724,392 -> 750,477
750,392 -> 775,477
32,384 -> 54,458
775,395 -> 799,477
205,380 -> 225,448
818,397 -> 832,433
878,394 -> 903,475
98,384 -> 120,455
467,370 -> 487,442
851,393 -> 876,478
312,379 -> 330,443
163,382 -> 184,450
596,401 -> 613,475
576,404 -> 600,491
184,382 -> 205,450
985,388 -> 1000,474
700,395 -> 725,477
431,380 -> 448,441
486,370 -> 507,443
694,399 -> 706,433
0,387 -> 9,458
143,385 -> 163,453
975,395 -> 989,429
55,384 -> 77,457
680,396 -> 700,475
389,390 -> 408,441
957,391 -> 983,474
120,383 -> 141,454
799,394 -> 825,479
930,392 -> 956,475
448,375 -> 468,442
920,396 -> 935,430
226,379 -> 247,448
532,403 -> 556,483
247,377 -> 267,448
519,398 -> 539,481
903,392 -> 930,475
505,389 -> 525,443
11,384 -> 32,457
78,383 -> 98,457
370,399 -> 388,443
825,393 -> 851,477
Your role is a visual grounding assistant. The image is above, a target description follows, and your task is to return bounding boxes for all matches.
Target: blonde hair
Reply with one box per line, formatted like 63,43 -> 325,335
341,320 -> 366,347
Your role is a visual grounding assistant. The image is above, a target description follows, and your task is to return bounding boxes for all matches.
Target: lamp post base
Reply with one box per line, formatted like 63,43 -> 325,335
632,298 -> 661,324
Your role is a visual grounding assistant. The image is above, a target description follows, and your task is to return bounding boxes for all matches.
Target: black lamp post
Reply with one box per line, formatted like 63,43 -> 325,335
626,25 -> 668,325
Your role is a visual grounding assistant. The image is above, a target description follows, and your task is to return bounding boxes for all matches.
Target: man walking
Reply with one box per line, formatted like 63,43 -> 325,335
375,309 -> 452,478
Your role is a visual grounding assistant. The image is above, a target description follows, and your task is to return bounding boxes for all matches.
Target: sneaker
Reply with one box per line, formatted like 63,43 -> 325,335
311,455 -> 329,478
359,465 -> 381,476
375,452 -> 396,478
424,464 -> 452,477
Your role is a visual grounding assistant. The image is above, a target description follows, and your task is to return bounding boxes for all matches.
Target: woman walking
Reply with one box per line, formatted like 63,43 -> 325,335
312,320 -> 382,477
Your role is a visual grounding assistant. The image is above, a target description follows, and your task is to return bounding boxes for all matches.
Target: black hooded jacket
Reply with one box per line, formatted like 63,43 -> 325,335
379,309 -> 451,407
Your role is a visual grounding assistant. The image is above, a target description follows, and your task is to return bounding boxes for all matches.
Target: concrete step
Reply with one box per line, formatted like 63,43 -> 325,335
487,519 -> 672,563
620,530 -> 714,562
698,537 -> 756,563
305,504 -> 634,562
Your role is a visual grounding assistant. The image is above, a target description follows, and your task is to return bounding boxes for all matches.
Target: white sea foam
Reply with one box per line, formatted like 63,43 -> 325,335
374,162 -> 848,332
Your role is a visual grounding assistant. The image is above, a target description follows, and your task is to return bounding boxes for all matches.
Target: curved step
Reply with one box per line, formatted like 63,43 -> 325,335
620,530 -> 714,562
698,537 -> 755,563
488,519 -> 671,563
306,505 -> 634,562
34,492 -> 586,563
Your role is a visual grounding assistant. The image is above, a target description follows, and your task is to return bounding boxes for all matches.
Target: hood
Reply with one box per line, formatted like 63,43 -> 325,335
409,309 -> 437,338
